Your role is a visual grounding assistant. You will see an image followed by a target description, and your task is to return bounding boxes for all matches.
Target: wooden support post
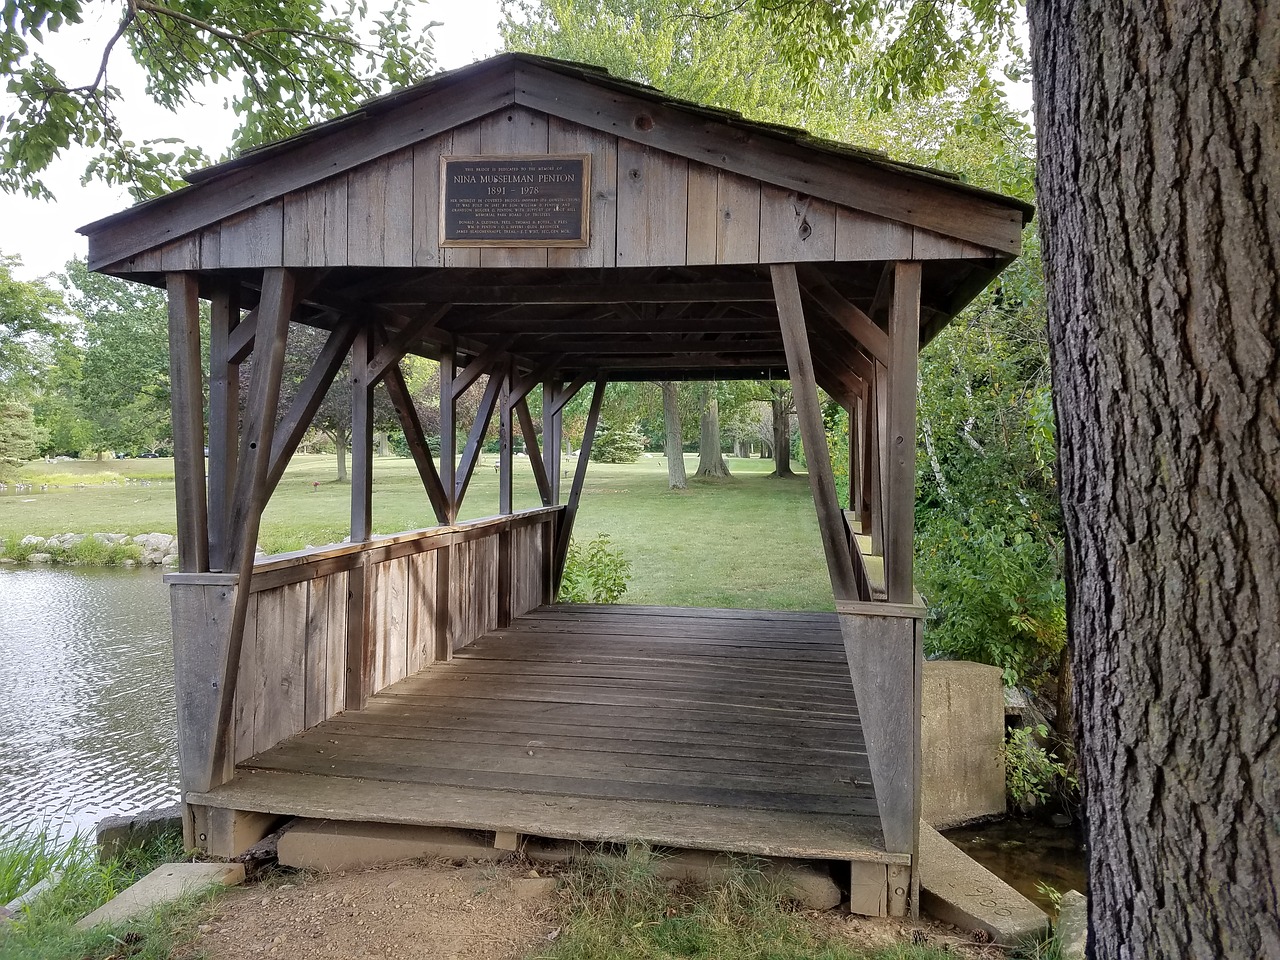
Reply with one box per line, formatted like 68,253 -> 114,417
166,273 -> 210,574
552,379 -> 606,594
350,326 -> 375,543
859,382 -> 873,532
543,382 -> 562,503
439,345 -> 457,522
207,285 -> 239,572
434,538 -> 452,661
871,361 -> 889,555
499,362 -> 514,515
849,394 -> 863,515
771,264 -> 858,601
885,262 -> 921,603
384,362 -> 450,525
209,267 -> 298,789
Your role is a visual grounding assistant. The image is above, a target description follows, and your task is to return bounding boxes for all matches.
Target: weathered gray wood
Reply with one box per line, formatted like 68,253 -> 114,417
685,161 -> 720,265
252,581 -> 308,754
772,264 -> 858,602
218,202 -> 284,268
548,374 -> 590,416
885,262 -> 921,603
232,593 -> 258,767
166,273 -> 210,574
715,170 -> 762,264
797,266 -> 890,364
516,398 -> 552,506
346,559 -> 372,710
266,321 -> 357,500
871,361 -> 889,555
170,580 -> 237,792
616,139 -> 689,267
350,326 -> 375,543
498,363 -> 514,514
553,379 -> 606,592
406,550 -> 438,674
410,281 -> 775,306
479,107 -> 551,268
283,176 -> 348,266
383,361 -> 450,525
759,186 -> 837,262
543,382 -> 563,503
438,346 -> 457,521
347,149 -> 414,266
443,122 -> 483,268
450,338 -> 508,398
372,556 -> 411,692
548,118 -> 617,268
207,285 -> 240,572
838,611 -> 921,856
835,207 -> 913,261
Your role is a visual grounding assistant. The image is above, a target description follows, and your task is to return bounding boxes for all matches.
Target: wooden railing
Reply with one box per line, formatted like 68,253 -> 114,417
209,506 -> 561,769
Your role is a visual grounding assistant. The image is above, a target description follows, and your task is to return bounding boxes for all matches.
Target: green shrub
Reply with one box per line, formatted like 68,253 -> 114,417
559,534 -> 632,604
590,423 -> 647,464
1004,723 -> 1077,813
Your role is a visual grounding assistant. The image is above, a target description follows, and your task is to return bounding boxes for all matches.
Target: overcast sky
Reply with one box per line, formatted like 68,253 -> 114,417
0,0 -> 504,281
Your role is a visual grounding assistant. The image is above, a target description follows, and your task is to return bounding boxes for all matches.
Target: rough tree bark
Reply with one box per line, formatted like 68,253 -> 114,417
334,426 -> 350,483
771,395 -> 793,478
1030,2 -> 1279,956
660,381 -> 687,489
693,388 -> 731,479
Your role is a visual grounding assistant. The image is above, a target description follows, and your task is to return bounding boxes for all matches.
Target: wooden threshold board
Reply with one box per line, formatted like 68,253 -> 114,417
203,603 -> 892,862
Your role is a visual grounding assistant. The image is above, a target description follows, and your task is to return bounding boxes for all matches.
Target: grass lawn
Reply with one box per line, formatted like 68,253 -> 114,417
2,453 -> 834,610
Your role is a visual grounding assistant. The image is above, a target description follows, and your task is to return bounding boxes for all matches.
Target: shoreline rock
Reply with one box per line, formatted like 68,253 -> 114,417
0,532 -> 175,568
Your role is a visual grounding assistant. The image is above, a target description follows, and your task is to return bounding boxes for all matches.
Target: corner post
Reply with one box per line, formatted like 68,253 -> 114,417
439,344 -> 457,521
207,283 -> 240,572
166,273 -> 210,573
350,325 -> 375,544
885,262 -> 921,603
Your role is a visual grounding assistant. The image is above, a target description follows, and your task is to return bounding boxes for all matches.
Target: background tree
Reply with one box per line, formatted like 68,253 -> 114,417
0,254 -> 67,402
658,381 -> 686,489
2,1 -> 436,200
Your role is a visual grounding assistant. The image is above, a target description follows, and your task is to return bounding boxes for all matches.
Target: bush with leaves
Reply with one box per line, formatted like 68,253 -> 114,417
590,422 -> 647,463
1004,723 -> 1077,814
558,534 -> 632,604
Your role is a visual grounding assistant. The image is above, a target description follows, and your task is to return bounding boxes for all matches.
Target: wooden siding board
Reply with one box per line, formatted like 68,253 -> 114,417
835,207 -> 913,261
412,132 -> 451,266
444,126 -> 483,268
716,171 -> 761,264
479,107 -> 551,269
252,582 -> 307,755
616,139 -> 689,267
348,153 -> 416,266
547,119 -> 617,268
284,177 -> 349,266
685,162 -> 719,265
759,185 -> 836,263
219,202 -> 284,268
233,595 -> 258,764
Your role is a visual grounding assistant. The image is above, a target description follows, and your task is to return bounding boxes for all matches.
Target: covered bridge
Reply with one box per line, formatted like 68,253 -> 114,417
80,53 -> 1032,917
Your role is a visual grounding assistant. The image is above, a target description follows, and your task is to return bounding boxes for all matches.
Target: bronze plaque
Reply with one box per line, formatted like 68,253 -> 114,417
440,154 -> 591,247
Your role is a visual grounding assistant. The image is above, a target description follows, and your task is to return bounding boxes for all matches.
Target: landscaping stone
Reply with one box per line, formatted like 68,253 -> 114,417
917,822 -> 1049,944
75,862 -> 245,929
18,535 -> 45,548
511,878 -> 557,901
276,821 -> 508,871
1056,889 -> 1088,960
95,804 -> 183,861
26,553 -> 53,563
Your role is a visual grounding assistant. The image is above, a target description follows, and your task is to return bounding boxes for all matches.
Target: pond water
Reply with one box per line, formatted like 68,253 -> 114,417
945,818 -> 1088,916
0,566 -> 178,838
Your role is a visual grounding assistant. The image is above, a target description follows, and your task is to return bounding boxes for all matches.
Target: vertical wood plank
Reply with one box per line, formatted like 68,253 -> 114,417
285,178 -> 348,266
716,171 -> 761,264
407,550 -> 438,674
444,123 -> 482,268
253,582 -> 306,755
685,161 -> 719,265
372,557 -> 409,691
303,578 -> 327,729
872,360 -> 889,556
912,227 -> 989,259
772,264 -> 857,601
199,227 -> 221,268
324,571 -> 348,718
759,186 -> 836,263
232,594 -> 257,764
347,153 -> 414,266
166,273 -> 210,573
479,107 -> 550,268
548,120 -> 618,268
207,284 -> 239,572
412,132 -> 450,267
160,235 -> 200,271
169,581 -> 236,791
435,538 -> 452,660
835,207 -> 913,261
616,140 -> 688,267
219,202 -> 284,267
345,560 -> 372,710
350,327 -> 375,542
885,262 -> 921,603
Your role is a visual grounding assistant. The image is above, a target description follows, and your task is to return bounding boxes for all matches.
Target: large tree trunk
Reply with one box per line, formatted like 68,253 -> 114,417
1030,3 -> 1279,957
693,390 -> 731,479
771,397 -> 793,478
334,426 -> 349,483
660,381 -> 687,490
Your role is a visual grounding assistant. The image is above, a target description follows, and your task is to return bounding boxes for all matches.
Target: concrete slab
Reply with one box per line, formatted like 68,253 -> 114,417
921,661 -> 1006,828
917,822 -> 1049,945
1056,889 -> 1088,959
76,862 -> 245,929
96,804 -> 183,860
277,820 -> 508,871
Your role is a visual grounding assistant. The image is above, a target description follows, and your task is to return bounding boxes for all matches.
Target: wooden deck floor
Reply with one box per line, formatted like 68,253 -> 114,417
192,604 -> 900,863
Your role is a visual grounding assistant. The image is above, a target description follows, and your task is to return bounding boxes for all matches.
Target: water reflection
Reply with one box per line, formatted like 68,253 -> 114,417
0,566 -> 178,837
945,818 -> 1088,916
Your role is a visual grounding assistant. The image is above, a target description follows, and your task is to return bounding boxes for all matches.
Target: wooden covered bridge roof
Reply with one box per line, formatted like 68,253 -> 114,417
79,53 -> 1032,386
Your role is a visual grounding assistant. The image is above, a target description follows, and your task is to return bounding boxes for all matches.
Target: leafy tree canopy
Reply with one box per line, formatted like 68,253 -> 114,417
1,1 -> 437,200
0,252 -> 67,400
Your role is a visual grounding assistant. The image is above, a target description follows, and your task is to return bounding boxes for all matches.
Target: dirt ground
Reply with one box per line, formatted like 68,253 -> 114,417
191,860 -> 1009,960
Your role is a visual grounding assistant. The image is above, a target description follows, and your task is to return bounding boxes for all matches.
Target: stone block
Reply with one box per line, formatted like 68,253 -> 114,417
1056,889 -> 1088,960
96,804 -> 183,861
921,660 -> 1006,828
511,877 -> 557,901
917,822 -> 1049,944
76,862 -> 245,929
276,820 -> 508,871
847,861 -> 888,917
